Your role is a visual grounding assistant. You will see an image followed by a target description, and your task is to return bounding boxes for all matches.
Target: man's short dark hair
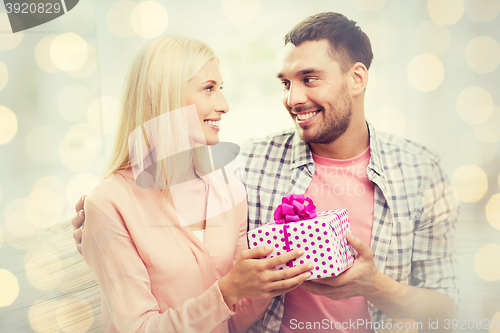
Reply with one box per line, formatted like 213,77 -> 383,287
284,12 -> 373,73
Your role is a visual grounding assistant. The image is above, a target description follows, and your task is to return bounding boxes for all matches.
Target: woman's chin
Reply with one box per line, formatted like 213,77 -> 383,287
206,138 -> 220,145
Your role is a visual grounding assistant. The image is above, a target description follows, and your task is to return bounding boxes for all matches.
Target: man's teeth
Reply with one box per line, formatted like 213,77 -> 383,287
205,120 -> 219,127
296,111 -> 319,121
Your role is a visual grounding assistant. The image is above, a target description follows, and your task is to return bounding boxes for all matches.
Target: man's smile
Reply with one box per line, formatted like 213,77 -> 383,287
294,110 -> 321,126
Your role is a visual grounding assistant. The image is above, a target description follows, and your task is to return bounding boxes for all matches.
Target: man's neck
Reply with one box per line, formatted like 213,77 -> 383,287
309,120 -> 369,160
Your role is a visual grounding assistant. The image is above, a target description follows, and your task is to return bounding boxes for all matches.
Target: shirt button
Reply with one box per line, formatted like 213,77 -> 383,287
270,320 -> 276,327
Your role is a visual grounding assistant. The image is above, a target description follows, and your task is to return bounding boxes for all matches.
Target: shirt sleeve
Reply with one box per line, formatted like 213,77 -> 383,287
226,178 -> 271,333
82,193 -> 234,333
411,158 -> 460,307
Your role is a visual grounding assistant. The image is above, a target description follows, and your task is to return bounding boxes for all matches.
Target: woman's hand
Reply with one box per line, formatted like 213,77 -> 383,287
218,246 -> 314,308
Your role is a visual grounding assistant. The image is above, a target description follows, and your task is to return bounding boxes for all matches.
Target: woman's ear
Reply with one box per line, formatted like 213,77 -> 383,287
350,62 -> 368,97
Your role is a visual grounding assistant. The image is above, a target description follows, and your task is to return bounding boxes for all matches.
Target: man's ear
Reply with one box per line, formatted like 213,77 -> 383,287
349,62 -> 368,97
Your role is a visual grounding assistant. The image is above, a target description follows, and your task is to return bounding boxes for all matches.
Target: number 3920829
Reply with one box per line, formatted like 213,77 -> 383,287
5,2 -> 62,14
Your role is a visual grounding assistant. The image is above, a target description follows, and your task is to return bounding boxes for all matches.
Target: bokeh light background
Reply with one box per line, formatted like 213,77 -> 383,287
0,0 -> 499,332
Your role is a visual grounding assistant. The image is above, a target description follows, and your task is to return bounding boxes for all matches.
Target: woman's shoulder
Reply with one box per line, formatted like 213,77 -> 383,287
224,170 -> 247,207
85,169 -> 137,210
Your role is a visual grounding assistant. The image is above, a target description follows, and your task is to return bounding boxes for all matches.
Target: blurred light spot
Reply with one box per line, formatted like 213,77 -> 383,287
364,21 -> 397,59
456,87 -> 493,125
29,299 -> 61,333
370,107 -> 406,137
67,43 -> 98,79
460,128 -> 497,165
222,0 -> 260,24
414,20 -> 450,56
50,33 -> 88,72
25,189 -> 62,228
107,0 -> 137,38
57,85 -> 93,122
0,13 -> 23,50
4,199 -> 38,238
25,246 -> 64,290
87,96 -> 120,134
407,54 -> 444,91
465,36 -> 500,74
428,0 -> 464,25
0,269 -> 19,307
95,73 -> 123,100
35,35 -> 60,73
59,0 -> 95,36
465,0 -> 500,22
25,126 -> 62,164
486,193 -> 500,231
59,124 -> 102,172
32,176 -> 68,209
351,0 -> 386,11
67,174 -> 99,206
0,60 -> 8,92
474,106 -> 500,143
451,165 -> 488,202
131,1 -> 169,38
57,298 -> 94,332
5,212 -> 38,238
0,106 -> 18,145
474,243 -> 500,281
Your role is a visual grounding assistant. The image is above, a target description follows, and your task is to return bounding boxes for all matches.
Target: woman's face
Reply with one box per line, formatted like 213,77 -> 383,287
186,58 -> 229,145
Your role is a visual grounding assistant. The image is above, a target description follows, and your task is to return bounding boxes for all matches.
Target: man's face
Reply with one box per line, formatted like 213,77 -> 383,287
277,40 -> 353,145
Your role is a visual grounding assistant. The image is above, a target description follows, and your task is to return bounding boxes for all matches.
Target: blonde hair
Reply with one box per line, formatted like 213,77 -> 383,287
104,35 -> 217,177
103,35 -> 229,207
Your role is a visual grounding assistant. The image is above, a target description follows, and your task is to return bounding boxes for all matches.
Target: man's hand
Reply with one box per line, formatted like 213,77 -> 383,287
301,232 -> 381,300
301,232 -> 458,330
72,195 -> 86,254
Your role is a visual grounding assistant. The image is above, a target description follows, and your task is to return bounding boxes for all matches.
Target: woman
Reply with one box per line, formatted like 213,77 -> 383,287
81,35 -> 313,333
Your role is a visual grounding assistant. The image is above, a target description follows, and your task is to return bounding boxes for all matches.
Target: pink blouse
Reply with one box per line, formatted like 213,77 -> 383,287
82,168 -> 269,333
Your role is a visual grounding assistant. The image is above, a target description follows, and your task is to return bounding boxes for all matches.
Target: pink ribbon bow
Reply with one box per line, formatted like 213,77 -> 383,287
274,194 -> 317,224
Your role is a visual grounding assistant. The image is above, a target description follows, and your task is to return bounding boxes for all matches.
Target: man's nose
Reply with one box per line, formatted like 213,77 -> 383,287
286,84 -> 307,108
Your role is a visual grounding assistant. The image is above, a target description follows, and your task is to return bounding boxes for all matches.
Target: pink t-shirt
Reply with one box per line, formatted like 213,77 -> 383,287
280,147 -> 375,333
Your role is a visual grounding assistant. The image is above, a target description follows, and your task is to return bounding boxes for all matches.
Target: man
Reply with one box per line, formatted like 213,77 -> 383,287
73,12 -> 459,332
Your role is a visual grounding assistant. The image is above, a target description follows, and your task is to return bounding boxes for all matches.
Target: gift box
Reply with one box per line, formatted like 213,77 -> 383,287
248,194 -> 355,279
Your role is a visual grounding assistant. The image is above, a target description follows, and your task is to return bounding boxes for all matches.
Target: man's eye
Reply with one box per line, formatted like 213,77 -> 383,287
304,78 -> 317,83
281,81 -> 290,89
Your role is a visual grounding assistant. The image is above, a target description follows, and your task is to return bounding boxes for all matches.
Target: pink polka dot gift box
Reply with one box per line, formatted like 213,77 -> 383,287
247,194 -> 355,279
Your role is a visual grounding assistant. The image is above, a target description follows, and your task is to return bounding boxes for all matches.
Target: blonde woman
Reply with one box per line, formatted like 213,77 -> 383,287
81,35 -> 313,333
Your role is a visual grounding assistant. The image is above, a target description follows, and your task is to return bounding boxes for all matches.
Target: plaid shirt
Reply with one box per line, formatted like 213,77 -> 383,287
230,122 -> 460,333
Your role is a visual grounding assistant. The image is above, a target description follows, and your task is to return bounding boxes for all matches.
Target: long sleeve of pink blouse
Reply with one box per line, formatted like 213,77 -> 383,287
81,169 -> 266,333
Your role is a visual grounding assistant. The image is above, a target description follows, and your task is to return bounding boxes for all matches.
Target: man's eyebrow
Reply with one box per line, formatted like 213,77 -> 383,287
276,68 -> 322,79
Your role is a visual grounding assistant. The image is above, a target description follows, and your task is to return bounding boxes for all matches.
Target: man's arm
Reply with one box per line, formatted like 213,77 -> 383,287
301,232 -> 458,327
302,158 -> 460,331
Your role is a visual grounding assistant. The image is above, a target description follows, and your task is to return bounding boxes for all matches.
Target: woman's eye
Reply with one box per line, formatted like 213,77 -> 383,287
205,86 -> 214,92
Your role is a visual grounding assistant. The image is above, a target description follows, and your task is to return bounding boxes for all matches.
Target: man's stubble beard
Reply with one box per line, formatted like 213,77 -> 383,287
297,83 -> 353,145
